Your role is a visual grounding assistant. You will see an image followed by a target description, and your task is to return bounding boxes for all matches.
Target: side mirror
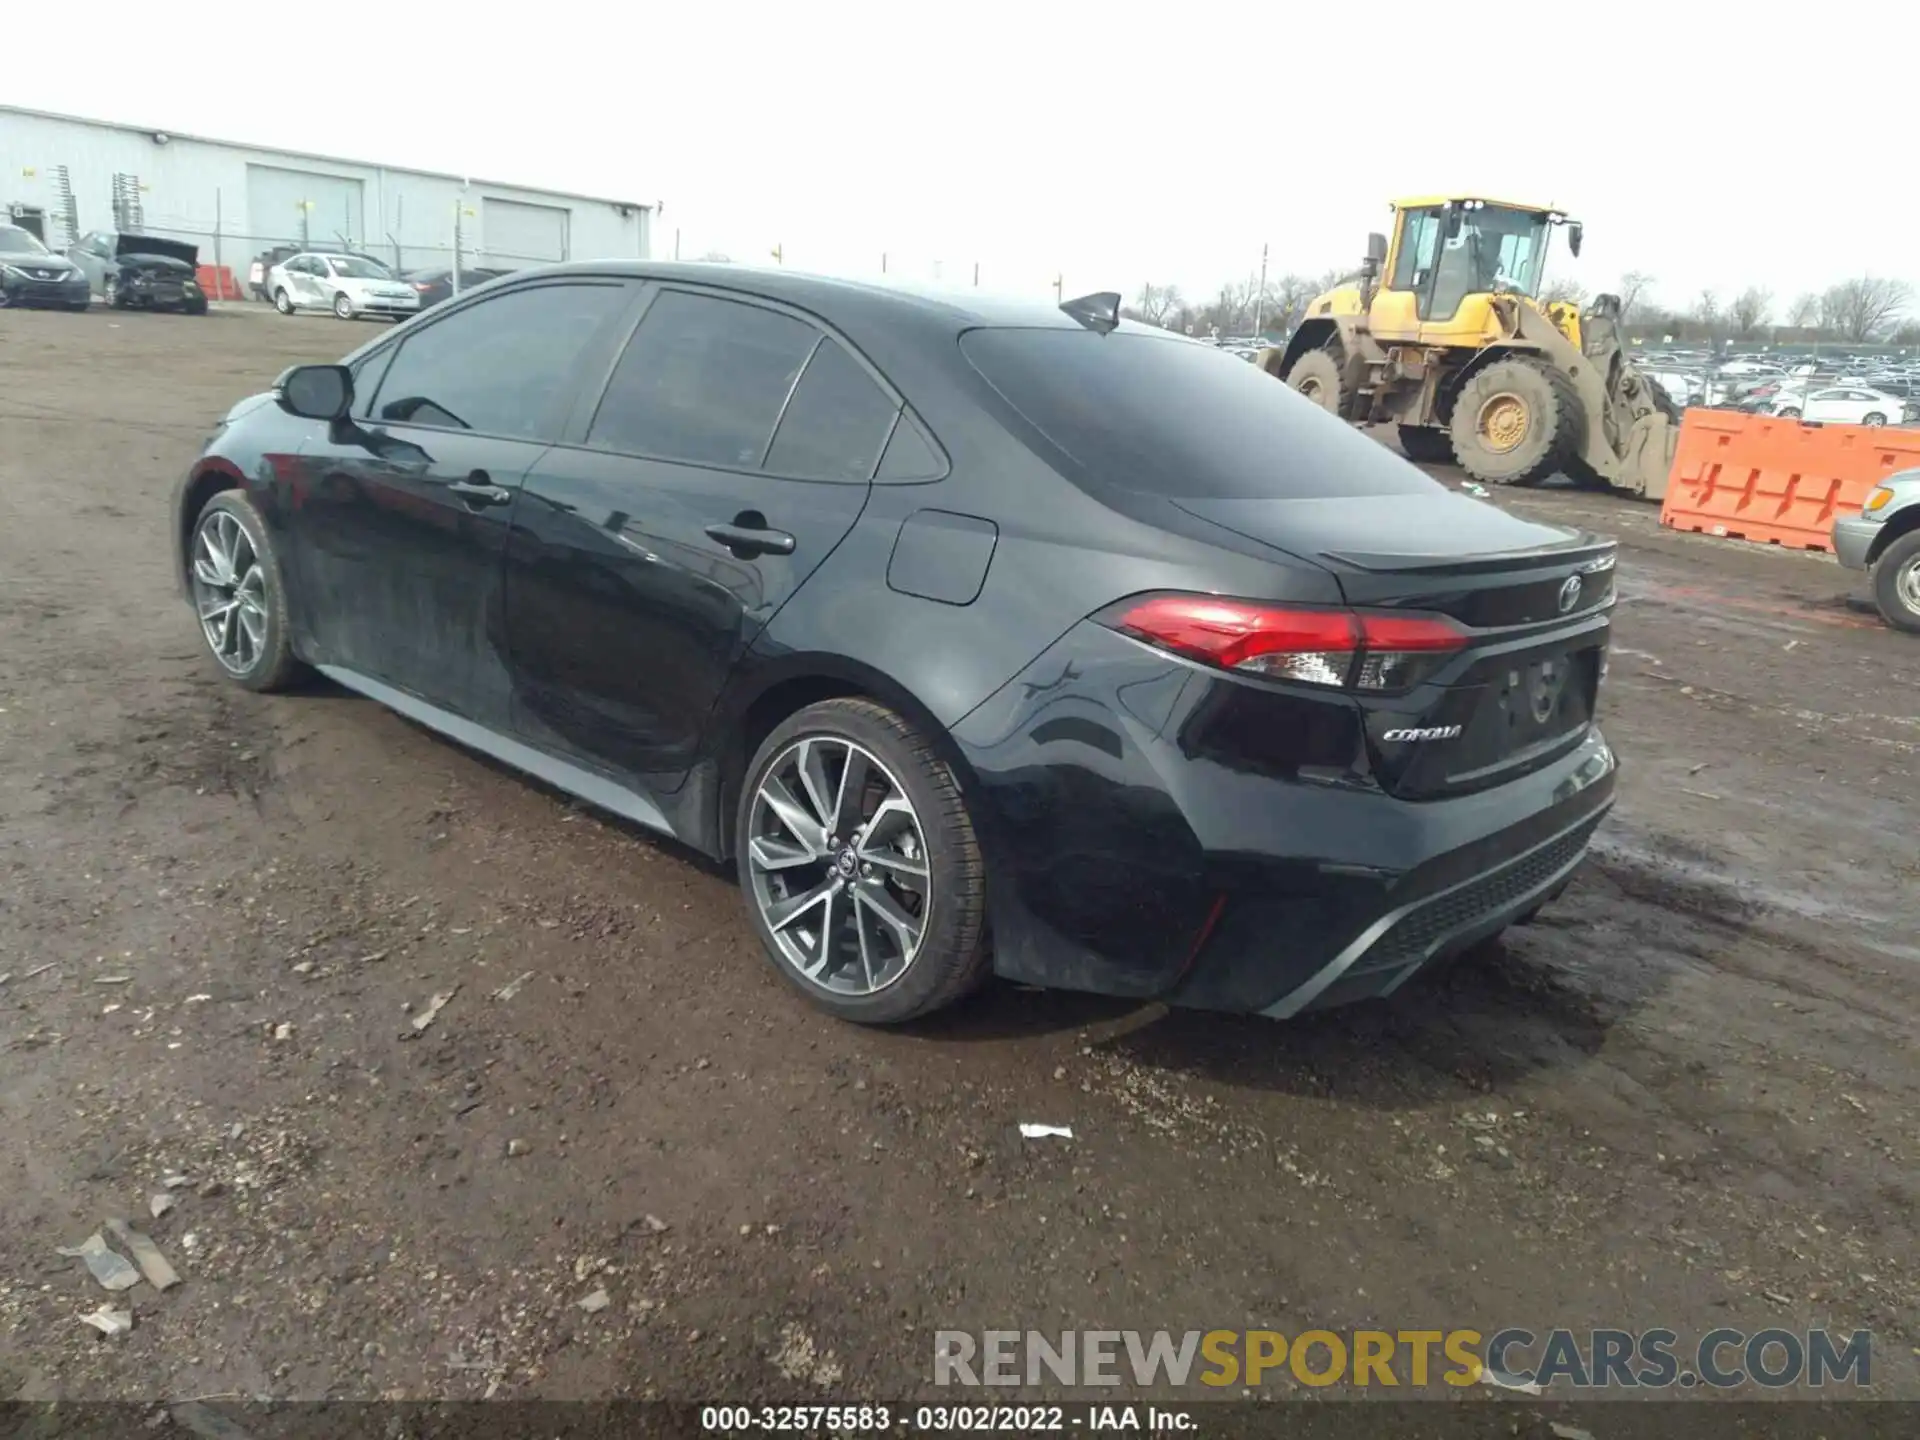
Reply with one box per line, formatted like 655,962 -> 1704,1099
277,364 -> 353,420
1568,222 -> 1584,258
1365,231 -> 1388,266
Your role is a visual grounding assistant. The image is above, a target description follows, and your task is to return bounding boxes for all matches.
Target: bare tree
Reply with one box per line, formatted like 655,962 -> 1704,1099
1691,289 -> 1722,344
1130,282 -> 1183,326
1266,273 -> 1322,332
1540,277 -> 1590,306
1786,292 -> 1821,329
1819,276 -> 1912,343
1730,286 -> 1773,338
1617,271 -> 1655,324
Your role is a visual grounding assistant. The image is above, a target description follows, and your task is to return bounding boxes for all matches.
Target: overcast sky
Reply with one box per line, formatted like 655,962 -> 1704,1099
10,1 -> 1913,313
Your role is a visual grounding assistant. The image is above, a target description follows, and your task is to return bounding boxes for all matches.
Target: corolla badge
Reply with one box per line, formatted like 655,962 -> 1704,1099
1382,725 -> 1463,742
1557,575 -> 1583,613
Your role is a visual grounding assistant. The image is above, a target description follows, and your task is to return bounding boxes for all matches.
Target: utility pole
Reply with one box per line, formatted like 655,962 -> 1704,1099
881,252 -> 887,273
1253,243 -> 1268,338
973,261 -> 979,287
1053,273 -> 1063,305
674,228 -> 681,260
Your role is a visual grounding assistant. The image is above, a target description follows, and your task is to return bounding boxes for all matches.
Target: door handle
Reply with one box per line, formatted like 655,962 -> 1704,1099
705,520 -> 796,557
450,473 -> 511,507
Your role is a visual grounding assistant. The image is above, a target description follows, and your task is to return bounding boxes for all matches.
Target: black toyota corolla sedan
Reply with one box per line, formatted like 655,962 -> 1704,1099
169,262 -> 1617,1025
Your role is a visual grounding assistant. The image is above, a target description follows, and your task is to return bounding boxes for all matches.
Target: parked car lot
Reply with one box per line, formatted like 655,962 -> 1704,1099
266,250 -> 421,320
1,306 -> 1917,1402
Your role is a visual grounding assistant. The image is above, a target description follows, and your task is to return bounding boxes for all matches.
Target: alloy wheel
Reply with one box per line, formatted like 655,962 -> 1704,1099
190,510 -> 268,675
745,736 -> 931,996
1898,555 -> 1920,615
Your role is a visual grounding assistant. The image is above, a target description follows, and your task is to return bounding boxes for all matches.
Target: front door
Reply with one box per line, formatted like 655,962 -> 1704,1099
283,277 -> 640,725
502,286 -> 901,799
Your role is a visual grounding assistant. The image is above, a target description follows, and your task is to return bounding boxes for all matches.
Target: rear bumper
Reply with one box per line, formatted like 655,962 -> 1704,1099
1832,515 -> 1881,572
952,620 -> 1617,1018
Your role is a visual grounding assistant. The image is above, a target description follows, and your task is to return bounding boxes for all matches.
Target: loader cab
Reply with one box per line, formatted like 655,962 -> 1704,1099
1370,198 -> 1569,344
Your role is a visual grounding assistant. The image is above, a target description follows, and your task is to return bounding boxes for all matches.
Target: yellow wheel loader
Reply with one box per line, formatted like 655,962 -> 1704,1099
1259,197 -> 1680,498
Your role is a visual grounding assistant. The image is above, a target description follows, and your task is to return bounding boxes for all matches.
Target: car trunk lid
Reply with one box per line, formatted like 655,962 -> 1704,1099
1171,492 -> 1615,799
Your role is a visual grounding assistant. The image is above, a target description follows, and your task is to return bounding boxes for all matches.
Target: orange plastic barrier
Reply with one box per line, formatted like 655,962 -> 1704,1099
194,265 -> 244,301
1658,410 -> 1920,552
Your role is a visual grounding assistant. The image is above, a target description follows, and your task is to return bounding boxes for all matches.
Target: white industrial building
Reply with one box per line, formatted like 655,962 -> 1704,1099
0,105 -> 651,281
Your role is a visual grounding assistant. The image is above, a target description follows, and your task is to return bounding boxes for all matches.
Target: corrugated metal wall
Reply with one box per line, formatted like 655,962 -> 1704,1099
0,108 -> 650,282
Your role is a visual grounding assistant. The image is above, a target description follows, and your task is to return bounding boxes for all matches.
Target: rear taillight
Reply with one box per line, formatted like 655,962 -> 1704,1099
1105,594 -> 1466,691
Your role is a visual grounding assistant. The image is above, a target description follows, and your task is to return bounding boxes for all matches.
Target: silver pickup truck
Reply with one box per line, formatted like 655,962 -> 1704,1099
1834,470 -> 1920,633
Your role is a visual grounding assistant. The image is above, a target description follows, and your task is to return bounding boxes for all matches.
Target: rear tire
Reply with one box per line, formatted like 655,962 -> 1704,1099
735,698 -> 990,1025
1864,412 -> 1887,427
1396,426 -> 1455,465
1449,357 -> 1582,486
1285,348 -> 1345,417
274,288 -> 294,315
1870,530 -> 1920,635
332,291 -> 354,320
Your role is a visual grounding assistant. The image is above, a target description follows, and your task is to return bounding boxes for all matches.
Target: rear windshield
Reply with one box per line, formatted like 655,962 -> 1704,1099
961,327 -> 1439,500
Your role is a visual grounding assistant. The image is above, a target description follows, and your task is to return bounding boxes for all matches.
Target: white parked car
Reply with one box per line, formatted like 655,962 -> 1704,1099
1770,386 -> 1906,426
1718,359 -> 1784,376
267,252 -> 420,321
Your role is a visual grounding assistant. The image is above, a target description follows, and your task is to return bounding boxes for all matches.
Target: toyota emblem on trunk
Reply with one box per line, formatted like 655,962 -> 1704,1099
1557,575 -> 1583,613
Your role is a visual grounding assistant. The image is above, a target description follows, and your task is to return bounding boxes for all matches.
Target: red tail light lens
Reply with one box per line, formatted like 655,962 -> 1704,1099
1107,594 -> 1466,691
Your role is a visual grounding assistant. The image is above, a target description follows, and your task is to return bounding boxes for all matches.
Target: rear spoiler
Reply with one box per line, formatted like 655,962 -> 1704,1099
1322,535 -> 1617,576
115,233 -> 200,267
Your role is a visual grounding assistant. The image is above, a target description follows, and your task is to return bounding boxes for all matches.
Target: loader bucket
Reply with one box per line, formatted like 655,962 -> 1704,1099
1619,411 -> 1680,502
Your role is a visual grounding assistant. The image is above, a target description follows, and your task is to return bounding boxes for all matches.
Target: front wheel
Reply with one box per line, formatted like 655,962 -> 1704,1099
1284,348 -> 1346,417
735,699 -> 989,1024
1448,357 -> 1582,486
1864,412 -> 1887,427
187,492 -> 307,692
1778,407 -> 1800,420
1871,530 -> 1920,635
332,291 -> 354,320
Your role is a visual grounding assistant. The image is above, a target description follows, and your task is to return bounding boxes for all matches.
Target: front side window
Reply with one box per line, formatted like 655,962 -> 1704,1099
586,289 -> 818,467
369,282 -> 632,440
1424,205 -> 1552,321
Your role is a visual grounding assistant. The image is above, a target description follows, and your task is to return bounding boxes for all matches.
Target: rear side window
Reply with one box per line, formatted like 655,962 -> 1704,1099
961,328 -> 1440,500
764,340 -> 898,481
588,289 -> 817,468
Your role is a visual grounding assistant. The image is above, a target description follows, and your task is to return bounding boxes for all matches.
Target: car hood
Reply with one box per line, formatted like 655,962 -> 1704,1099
115,234 -> 200,267
1,251 -> 81,274
1170,489 -> 1603,576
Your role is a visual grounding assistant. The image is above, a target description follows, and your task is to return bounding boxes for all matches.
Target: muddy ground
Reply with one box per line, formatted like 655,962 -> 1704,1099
1,305 -> 1917,1412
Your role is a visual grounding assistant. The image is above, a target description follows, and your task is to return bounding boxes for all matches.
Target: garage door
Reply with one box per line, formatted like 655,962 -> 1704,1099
482,198 -> 569,268
246,165 -> 365,250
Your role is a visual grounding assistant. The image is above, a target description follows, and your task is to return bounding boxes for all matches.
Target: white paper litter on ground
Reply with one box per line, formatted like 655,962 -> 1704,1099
1019,1124 -> 1073,1140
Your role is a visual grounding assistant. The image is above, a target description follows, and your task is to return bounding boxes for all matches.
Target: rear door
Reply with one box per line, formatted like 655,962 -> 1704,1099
502,285 -> 897,795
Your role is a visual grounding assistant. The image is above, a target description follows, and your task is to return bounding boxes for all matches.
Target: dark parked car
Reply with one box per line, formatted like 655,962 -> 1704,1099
168,264 -> 1619,1025
0,223 -> 92,309
69,231 -> 207,313
402,266 -> 509,309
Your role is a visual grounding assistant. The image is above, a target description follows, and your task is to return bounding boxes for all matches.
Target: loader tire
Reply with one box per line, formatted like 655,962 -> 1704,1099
1285,348 -> 1346,417
1449,357 -> 1582,487
1397,426 -> 1456,466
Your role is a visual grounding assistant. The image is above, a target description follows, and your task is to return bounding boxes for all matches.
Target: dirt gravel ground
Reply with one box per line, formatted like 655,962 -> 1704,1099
2,306 -> 1917,1411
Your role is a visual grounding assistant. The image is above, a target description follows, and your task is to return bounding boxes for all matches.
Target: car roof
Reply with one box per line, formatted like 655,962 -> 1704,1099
503,260 -> 1172,338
